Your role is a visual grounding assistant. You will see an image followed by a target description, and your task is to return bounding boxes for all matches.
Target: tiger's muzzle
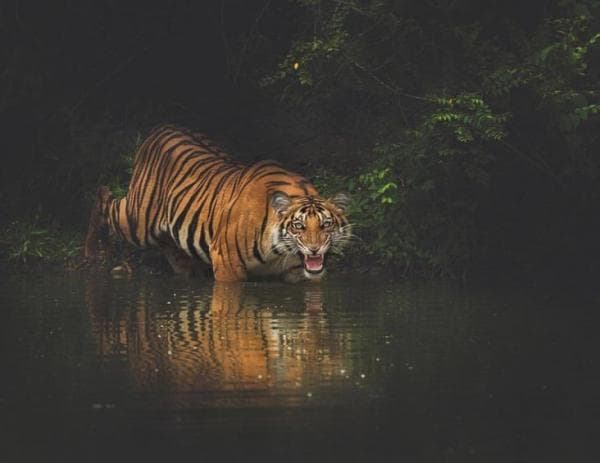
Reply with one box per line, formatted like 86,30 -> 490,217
301,252 -> 325,274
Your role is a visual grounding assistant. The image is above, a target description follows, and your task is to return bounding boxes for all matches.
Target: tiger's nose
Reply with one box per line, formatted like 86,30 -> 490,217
308,246 -> 320,255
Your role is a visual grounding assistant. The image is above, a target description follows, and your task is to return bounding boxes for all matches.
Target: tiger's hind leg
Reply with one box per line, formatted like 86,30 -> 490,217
158,238 -> 201,276
84,186 -> 114,263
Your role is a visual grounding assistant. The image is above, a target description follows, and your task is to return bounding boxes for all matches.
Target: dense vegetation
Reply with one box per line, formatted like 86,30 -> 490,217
2,0 -> 599,280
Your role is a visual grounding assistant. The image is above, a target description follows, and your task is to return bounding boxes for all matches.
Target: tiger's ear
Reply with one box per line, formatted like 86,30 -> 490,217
270,191 -> 291,215
330,193 -> 350,212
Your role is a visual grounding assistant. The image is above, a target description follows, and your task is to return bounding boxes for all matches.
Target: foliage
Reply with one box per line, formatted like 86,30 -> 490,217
0,219 -> 82,263
261,0 -> 600,277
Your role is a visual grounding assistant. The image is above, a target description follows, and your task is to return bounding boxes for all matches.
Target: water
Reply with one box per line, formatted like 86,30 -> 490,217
0,269 -> 598,462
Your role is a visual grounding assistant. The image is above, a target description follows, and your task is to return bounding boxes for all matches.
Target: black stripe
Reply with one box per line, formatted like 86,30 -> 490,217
109,203 -> 122,240
142,144 -> 179,244
145,141 -> 195,219
132,129 -> 180,187
266,180 -> 291,188
172,185 -> 212,247
169,160 -> 221,215
298,179 -> 310,195
164,150 -> 208,193
199,226 -> 210,260
125,201 -> 140,246
235,237 -> 248,271
250,169 -> 294,183
186,208 -> 203,261
170,159 -> 226,223
206,169 -> 236,238
232,221 -> 248,271
260,200 -> 270,237
238,165 -> 286,191
252,240 -> 265,263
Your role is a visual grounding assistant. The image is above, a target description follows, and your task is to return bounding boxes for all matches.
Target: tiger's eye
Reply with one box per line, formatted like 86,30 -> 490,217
292,221 -> 304,230
322,219 -> 333,228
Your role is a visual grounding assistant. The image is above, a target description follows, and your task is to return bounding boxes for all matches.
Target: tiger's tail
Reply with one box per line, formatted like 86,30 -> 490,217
84,185 -> 135,261
84,186 -> 113,260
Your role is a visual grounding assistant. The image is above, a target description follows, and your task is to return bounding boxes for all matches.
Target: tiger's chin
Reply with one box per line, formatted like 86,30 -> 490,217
280,253 -> 327,283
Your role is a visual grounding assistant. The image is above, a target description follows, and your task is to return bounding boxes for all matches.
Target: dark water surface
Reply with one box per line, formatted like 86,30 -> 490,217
1,269 -> 598,462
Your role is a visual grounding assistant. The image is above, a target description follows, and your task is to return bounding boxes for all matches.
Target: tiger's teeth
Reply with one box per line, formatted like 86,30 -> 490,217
303,254 -> 324,272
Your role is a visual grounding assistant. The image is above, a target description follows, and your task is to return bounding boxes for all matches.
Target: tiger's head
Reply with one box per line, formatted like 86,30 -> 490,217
270,191 -> 352,278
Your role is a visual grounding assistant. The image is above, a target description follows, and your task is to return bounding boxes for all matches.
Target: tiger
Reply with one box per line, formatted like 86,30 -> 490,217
84,125 -> 351,282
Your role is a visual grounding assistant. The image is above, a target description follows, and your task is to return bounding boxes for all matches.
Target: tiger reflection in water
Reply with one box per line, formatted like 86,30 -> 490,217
85,278 -> 352,395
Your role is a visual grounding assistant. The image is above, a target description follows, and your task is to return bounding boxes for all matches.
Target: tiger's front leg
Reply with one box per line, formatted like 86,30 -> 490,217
210,244 -> 248,282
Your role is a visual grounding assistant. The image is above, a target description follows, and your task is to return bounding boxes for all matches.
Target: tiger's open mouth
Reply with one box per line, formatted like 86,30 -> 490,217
302,253 -> 324,274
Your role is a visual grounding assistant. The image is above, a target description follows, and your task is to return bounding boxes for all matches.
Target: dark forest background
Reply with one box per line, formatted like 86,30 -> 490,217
1,0 -> 599,281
